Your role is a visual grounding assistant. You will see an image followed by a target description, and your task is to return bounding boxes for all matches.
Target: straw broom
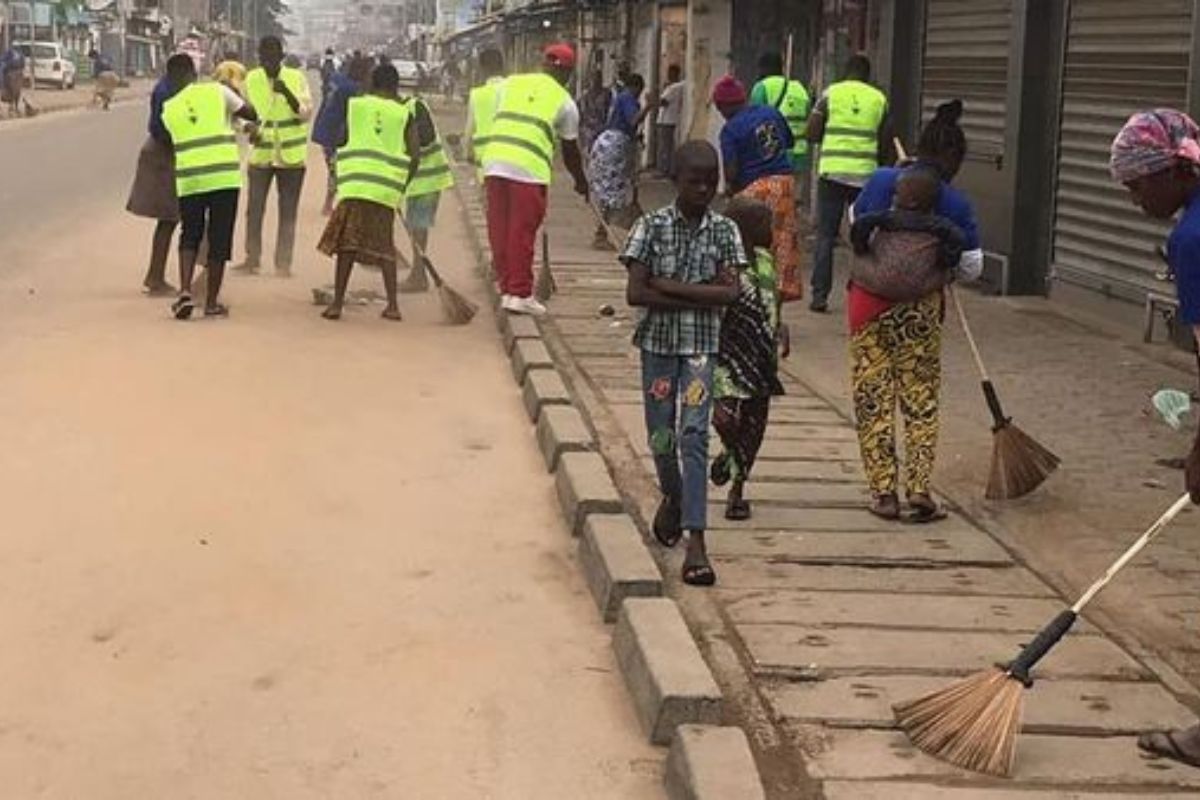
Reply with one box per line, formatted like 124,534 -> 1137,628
535,229 -> 555,302
949,286 -> 1059,499
397,211 -> 478,325
894,493 -> 1192,776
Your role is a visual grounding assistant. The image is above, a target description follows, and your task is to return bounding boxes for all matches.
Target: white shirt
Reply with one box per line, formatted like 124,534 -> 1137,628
484,82 -> 580,185
657,81 -> 686,126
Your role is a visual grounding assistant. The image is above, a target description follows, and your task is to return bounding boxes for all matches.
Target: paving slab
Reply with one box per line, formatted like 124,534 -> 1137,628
767,407 -> 850,425
764,674 -> 1196,733
749,424 -> 859,442
580,514 -> 663,623
721,591 -> 1067,631
664,725 -> 766,800
821,782 -> 1185,799
536,405 -> 594,471
603,389 -> 826,409
614,599 -> 724,744
521,368 -> 573,422
711,480 -> 872,506
703,505 -> 982,534
712,558 -> 1055,597
511,339 -> 553,384
706,529 -> 1012,566
797,728 -> 1200,787
629,436 -> 861,462
554,451 -> 624,536
739,625 -> 1149,680
641,457 -> 863,484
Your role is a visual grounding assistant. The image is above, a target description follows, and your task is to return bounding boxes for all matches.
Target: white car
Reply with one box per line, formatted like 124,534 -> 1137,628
393,59 -> 423,90
17,42 -> 77,90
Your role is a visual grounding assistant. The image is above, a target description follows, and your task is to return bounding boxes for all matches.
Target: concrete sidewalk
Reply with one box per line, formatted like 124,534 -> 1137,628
453,157 -> 1200,796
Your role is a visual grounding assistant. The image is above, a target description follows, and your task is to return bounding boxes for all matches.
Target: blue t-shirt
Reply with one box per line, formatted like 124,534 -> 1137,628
148,76 -> 174,143
853,164 -> 981,252
719,105 -> 793,192
311,72 -> 361,150
1168,189 -> 1200,324
606,90 -> 641,137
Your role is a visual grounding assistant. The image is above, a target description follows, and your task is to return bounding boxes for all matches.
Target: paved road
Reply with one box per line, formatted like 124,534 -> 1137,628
0,112 -> 663,797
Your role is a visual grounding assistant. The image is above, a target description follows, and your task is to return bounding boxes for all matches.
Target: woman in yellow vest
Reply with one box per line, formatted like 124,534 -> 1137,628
237,36 -> 313,277
317,63 -> 420,322
398,95 -> 455,294
159,53 -> 259,320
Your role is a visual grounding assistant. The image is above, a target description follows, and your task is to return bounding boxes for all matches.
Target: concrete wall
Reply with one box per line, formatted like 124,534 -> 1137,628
682,0 -> 732,148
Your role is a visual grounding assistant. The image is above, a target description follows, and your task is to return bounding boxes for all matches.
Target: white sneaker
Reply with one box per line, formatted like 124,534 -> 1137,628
500,294 -> 514,310
506,295 -> 547,316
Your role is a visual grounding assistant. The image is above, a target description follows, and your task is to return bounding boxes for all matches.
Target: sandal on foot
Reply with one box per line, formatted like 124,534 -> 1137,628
652,497 -> 682,548
171,294 -> 195,320
903,495 -> 948,524
682,561 -> 717,587
381,307 -> 403,321
321,306 -> 343,320
868,493 -> 901,521
725,497 -> 751,521
1138,731 -> 1200,769
710,454 -> 732,487
204,303 -> 229,318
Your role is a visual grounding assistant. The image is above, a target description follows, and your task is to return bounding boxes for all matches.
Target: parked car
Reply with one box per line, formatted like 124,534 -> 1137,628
16,42 -> 76,90
393,59 -> 422,91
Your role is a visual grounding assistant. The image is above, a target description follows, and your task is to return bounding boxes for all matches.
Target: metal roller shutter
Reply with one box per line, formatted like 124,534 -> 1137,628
1051,0 -> 1192,299
922,0 -> 1013,161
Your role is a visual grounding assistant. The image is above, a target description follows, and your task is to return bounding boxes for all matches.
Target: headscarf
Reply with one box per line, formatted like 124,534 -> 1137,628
1110,108 -> 1200,183
712,75 -> 747,106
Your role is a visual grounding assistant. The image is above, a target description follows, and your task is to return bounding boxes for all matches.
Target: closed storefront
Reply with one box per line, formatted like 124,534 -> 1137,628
1051,0 -> 1193,300
921,0 -> 1015,258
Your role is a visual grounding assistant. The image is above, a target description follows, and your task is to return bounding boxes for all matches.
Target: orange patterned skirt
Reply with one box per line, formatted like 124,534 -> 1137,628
738,174 -> 803,302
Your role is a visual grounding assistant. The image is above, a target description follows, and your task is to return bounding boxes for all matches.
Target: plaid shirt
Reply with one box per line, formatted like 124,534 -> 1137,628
620,204 -> 747,356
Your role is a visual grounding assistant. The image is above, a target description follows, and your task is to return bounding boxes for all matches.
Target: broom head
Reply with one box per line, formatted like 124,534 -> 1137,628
986,421 -> 1060,500
418,256 -> 478,325
893,667 -> 1025,777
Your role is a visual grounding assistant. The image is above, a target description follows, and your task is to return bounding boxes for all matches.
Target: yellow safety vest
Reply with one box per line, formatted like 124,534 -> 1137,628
818,79 -> 887,179
245,66 -> 309,167
468,76 -> 504,173
161,82 -> 242,197
336,95 -> 413,209
405,98 -> 455,198
759,76 -> 811,159
483,72 -> 569,184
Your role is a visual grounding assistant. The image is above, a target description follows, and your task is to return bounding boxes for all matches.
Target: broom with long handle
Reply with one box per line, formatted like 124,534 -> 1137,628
948,286 -> 1060,499
891,137 -> 1058,499
396,210 -> 478,325
894,492 -> 1192,777
535,228 -> 556,302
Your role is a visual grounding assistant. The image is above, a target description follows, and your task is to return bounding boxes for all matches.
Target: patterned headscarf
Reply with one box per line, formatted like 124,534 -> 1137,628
1110,108 -> 1200,183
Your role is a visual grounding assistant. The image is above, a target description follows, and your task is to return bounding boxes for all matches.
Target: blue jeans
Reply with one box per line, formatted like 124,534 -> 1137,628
811,178 -> 862,305
641,351 -> 714,532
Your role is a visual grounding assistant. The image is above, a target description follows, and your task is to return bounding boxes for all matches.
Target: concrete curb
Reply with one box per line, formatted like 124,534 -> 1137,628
510,339 -> 553,385
664,725 -> 766,800
500,313 -> 541,353
614,598 -> 724,744
554,451 -> 623,536
522,368 -> 572,422
580,515 -> 663,623
535,404 -> 594,472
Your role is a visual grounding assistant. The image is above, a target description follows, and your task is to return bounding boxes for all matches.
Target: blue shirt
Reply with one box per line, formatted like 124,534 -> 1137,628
606,90 -> 641,137
1168,188 -> 1200,324
312,72 -> 361,149
853,164 -> 981,252
719,105 -> 793,192
148,76 -> 174,143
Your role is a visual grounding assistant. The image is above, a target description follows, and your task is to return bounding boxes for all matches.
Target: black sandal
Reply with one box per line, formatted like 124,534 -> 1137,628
903,495 -> 948,524
1138,730 -> 1200,769
710,454 -> 731,487
652,496 -> 682,548
682,561 -> 717,587
171,294 -> 195,320
725,497 -> 751,521
869,493 -> 901,521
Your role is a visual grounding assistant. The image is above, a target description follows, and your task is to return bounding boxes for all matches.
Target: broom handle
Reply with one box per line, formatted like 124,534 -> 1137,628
396,209 -> 445,286
1071,493 -> 1192,612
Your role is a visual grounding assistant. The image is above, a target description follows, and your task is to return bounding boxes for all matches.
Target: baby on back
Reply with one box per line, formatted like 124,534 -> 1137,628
849,164 -> 967,301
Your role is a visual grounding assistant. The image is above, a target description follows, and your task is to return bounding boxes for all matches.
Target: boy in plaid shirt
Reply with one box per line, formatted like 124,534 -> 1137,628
621,141 -> 746,586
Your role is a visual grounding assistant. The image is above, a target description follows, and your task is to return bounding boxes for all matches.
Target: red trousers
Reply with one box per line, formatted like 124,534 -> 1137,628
485,176 -> 548,298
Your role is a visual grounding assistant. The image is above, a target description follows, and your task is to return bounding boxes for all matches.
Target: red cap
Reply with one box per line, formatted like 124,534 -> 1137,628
543,43 -> 576,69
712,74 -> 747,105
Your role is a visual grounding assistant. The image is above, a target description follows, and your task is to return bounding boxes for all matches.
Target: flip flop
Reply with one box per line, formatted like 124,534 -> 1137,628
204,303 -> 229,318
902,501 -> 948,525
710,454 -> 732,487
725,498 -> 751,521
1138,731 -> 1200,769
171,294 -> 194,320
869,494 -> 901,521
682,561 -> 717,587
652,496 -> 682,548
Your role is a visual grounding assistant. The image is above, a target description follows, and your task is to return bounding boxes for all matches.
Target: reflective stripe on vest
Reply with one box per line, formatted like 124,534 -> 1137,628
336,95 -> 413,208
161,82 -> 242,197
482,72 -> 569,184
760,76 -> 811,158
468,78 -> 503,165
406,100 -> 455,198
246,66 -> 309,167
818,80 -> 886,178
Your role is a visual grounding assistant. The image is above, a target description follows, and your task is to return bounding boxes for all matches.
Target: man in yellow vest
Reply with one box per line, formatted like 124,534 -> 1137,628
237,36 -> 313,278
806,54 -> 892,312
464,47 -> 505,179
398,94 -> 455,293
482,42 -> 589,316
159,53 -> 259,320
316,63 -> 420,321
751,51 -> 811,205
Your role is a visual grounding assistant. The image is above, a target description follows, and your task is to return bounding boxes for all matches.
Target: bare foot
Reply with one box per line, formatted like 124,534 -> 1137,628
322,305 -> 343,320
381,306 -> 402,321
